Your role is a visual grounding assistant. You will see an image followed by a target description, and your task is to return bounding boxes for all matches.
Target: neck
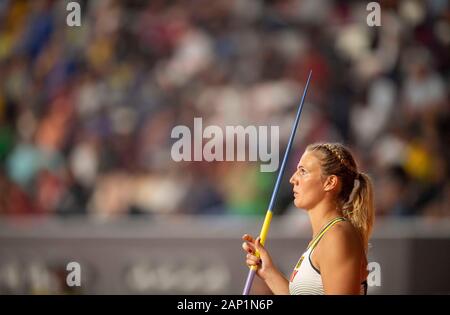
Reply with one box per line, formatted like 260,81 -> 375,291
307,199 -> 343,239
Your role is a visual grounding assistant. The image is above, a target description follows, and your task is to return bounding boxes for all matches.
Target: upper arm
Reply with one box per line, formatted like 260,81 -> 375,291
316,223 -> 364,295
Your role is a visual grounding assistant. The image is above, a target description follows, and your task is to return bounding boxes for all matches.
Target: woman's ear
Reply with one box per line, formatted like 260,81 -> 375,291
323,175 -> 338,192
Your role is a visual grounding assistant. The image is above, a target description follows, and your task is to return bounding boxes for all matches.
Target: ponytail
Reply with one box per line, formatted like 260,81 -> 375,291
342,172 -> 375,254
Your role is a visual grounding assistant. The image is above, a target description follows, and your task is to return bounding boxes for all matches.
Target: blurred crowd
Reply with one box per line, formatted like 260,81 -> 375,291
0,0 -> 448,219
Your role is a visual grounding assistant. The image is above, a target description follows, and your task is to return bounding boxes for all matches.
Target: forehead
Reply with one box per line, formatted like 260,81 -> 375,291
297,151 -> 321,170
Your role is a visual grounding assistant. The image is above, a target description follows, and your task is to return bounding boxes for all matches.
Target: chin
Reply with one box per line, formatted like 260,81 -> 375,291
294,198 -> 311,211
293,199 -> 303,209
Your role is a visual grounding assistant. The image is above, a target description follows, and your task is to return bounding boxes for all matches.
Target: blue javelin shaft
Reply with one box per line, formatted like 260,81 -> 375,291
242,70 -> 312,295
267,69 -> 312,212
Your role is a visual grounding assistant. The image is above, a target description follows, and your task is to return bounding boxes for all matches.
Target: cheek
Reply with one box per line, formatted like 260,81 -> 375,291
298,176 -> 317,192
296,177 -> 323,200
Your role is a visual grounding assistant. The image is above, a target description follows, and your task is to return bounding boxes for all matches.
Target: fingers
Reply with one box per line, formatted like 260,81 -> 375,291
242,241 -> 256,254
242,234 -> 257,254
245,253 -> 262,267
242,242 -> 252,253
242,235 -> 270,269
242,234 -> 254,243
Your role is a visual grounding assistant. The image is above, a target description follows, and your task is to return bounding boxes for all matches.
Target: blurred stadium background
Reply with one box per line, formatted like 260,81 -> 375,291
0,0 -> 449,294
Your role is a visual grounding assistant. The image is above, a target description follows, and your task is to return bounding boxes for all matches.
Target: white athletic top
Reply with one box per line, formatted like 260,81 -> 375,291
289,217 -> 367,295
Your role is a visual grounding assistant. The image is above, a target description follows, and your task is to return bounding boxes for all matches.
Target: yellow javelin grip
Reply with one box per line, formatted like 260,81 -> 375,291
249,210 -> 273,271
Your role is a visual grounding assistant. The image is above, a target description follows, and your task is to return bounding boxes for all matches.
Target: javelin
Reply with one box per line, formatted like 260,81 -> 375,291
242,70 -> 312,295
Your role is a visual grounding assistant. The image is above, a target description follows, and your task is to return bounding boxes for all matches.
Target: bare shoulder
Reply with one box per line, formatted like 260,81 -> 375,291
315,220 -> 367,293
317,220 -> 362,258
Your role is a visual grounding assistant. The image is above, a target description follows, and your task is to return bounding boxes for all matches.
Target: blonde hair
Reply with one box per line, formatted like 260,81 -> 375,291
306,142 -> 375,253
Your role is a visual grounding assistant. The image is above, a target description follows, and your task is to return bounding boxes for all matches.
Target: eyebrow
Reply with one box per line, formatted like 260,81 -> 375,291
297,165 -> 307,170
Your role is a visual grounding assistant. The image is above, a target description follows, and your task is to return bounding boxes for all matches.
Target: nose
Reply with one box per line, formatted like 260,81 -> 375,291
289,171 -> 297,185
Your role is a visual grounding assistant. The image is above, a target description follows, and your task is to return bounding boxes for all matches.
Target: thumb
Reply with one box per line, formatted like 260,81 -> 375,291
254,237 -> 268,259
